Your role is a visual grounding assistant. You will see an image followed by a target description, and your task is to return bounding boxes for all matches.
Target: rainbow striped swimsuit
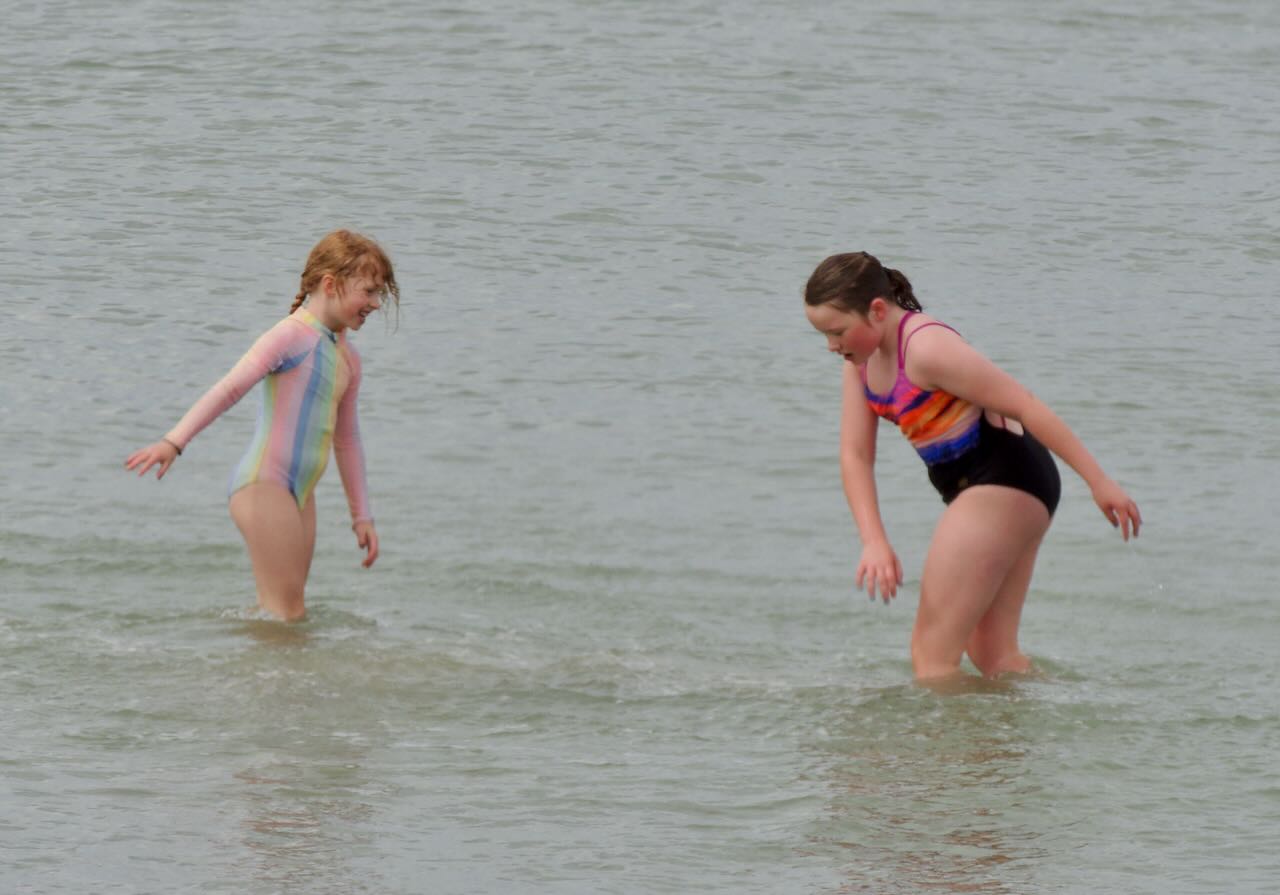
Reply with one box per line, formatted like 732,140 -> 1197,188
860,312 -> 982,466
165,307 -> 372,523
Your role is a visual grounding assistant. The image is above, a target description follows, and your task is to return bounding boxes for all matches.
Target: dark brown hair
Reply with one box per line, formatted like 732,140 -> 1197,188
804,251 -> 922,314
290,229 -> 401,318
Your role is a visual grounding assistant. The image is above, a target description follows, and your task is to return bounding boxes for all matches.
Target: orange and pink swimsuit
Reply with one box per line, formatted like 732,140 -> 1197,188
860,311 -> 1061,514
859,313 -> 983,466
164,307 -> 372,524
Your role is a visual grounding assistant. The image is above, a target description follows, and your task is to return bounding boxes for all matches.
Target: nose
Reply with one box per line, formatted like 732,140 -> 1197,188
826,335 -> 841,353
369,292 -> 382,309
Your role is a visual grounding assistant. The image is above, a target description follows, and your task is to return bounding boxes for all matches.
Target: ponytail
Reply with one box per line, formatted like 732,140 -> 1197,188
290,289 -> 306,314
805,252 -> 924,315
883,268 -> 922,312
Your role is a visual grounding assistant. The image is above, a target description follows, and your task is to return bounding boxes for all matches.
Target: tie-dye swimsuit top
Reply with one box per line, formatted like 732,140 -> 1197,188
164,307 -> 372,523
860,312 -> 982,467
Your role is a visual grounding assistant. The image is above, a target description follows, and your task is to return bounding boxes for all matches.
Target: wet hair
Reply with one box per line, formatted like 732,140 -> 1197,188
804,251 -> 922,314
290,229 -> 400,319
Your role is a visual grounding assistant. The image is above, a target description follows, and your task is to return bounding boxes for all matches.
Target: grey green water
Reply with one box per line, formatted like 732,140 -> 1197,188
3,2 -> 1278,892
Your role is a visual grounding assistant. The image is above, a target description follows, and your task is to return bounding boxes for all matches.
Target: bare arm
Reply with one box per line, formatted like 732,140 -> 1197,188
839,362 -> 904,601
907,327 -> 1142,539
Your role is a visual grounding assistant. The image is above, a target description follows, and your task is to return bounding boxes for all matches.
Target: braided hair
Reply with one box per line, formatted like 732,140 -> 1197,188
290,229 -> 400,318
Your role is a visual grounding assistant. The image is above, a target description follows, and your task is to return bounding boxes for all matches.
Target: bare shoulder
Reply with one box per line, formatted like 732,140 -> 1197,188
903,317 -> 995,390
902,314 -> 972,360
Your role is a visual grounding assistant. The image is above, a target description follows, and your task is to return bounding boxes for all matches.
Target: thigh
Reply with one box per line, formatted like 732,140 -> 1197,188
913,485 -> 1050,676
974,529 -> 1046,644
966,529 -> 1048,675
229,483 -> 311,591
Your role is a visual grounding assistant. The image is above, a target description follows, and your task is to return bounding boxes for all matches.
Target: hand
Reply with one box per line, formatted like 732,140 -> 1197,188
1091,477 -> 1142,541
124,441 -> 180,480
856,539 -> 903,604
353,520 -> 379,568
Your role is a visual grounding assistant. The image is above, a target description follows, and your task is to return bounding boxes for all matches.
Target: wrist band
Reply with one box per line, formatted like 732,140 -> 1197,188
162,437 -> 183,456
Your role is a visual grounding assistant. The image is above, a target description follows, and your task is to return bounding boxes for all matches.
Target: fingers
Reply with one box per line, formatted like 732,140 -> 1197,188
1119,502 -> 1142,541
126,444 -> 177,479
1096,485 -> 1142,541
866,566 -> 896,603
858,547 -> 902,603
125,451 -> 153,473
359,529 -> 379,568
1103,500 -> 1143,541
864,567 -> 877,601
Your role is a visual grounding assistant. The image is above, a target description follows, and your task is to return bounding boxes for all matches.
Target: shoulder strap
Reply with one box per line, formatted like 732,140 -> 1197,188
901,319 -> 960,365
894,312 -> 916,369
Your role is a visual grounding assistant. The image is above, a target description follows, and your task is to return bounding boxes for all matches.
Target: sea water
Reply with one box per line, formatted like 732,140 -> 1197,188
3,1 -> 1277,892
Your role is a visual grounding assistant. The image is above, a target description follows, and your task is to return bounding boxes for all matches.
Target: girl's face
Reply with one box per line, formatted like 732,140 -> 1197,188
805,301 -> 885,365
340,275 -> 386,331
321,273 -> 386,331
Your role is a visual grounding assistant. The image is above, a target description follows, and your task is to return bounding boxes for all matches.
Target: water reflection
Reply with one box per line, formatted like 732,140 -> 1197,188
220,614 -> 388,892
811,686 -> 1049,894
234,750 -> 377,894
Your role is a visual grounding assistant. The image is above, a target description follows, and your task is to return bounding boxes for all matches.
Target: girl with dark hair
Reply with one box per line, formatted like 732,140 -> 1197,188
804,252 -> 1140,681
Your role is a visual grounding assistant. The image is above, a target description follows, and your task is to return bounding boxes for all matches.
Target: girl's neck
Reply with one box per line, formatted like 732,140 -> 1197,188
304,294 -> 346,334
877,304 -> 913,358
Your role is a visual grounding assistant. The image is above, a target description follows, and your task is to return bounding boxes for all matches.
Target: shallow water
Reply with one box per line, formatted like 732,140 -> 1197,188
4,1 -> 1279,892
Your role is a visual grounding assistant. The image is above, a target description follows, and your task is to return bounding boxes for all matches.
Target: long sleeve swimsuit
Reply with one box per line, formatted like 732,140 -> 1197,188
164,307 -> 372,525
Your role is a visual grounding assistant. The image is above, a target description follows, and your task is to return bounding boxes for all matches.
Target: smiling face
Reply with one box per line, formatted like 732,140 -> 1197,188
313,271 -> 386,332
336,274 -> 387,331
805,300 -> 887,365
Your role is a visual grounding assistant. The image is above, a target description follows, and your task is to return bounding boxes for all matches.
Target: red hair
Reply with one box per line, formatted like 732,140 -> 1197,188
290,230 -> 400,315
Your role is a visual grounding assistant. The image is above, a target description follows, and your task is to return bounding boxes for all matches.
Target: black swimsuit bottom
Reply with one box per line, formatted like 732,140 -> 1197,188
926,415 -> 1062,516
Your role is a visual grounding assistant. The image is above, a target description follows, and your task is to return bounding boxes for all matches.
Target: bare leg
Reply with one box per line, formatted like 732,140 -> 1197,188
911,486 -> 1051,681
229,483 -> 317,621
966,531 -> 1046,677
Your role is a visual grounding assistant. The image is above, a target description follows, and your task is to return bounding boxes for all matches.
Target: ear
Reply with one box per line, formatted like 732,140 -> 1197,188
869,297 -> 890,321
319,273 -> 337,297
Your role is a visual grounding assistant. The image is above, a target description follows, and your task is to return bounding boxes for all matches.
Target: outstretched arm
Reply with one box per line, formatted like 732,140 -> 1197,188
840,361 -> 904,602
123,320 -> 295,479
908,327 -> 1142,539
